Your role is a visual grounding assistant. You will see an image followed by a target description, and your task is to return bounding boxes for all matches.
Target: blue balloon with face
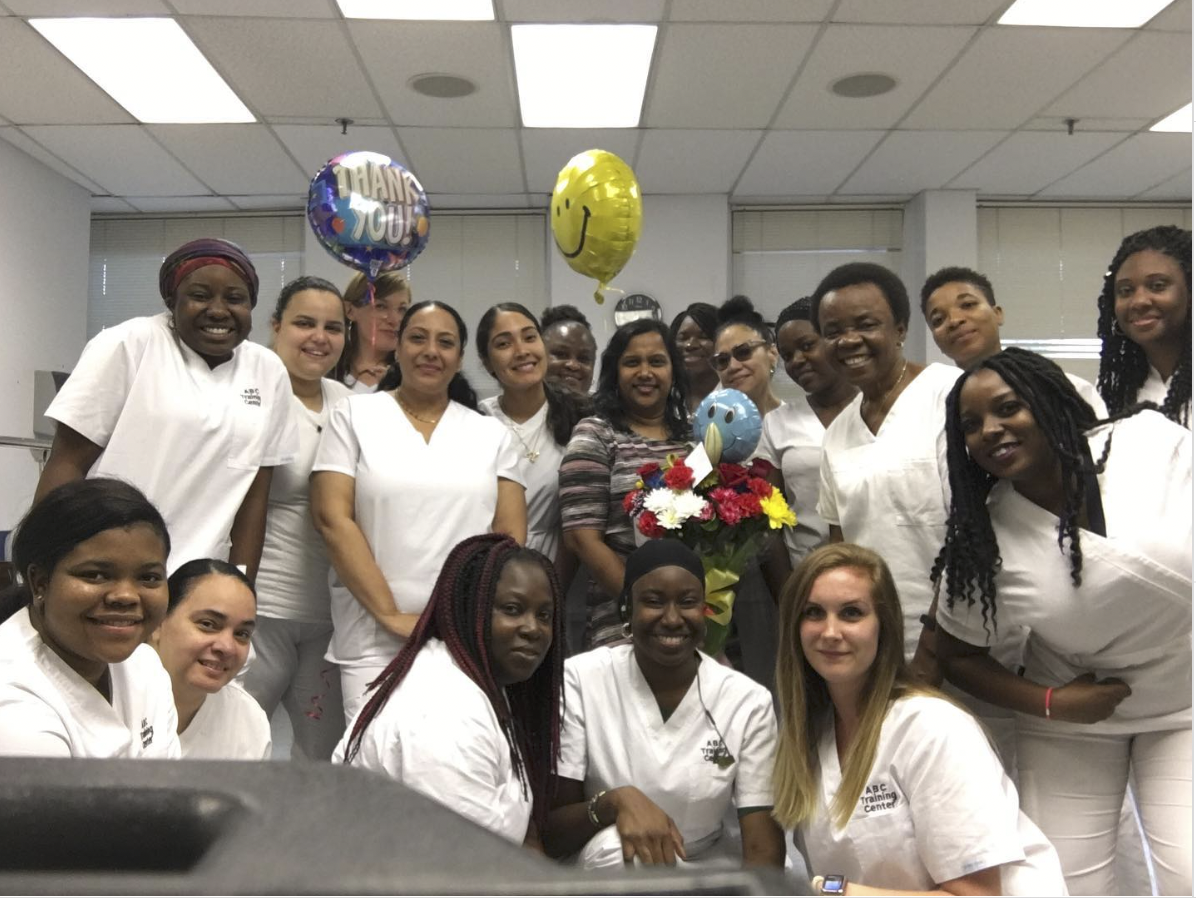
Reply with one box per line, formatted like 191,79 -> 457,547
693,388 -> 762,464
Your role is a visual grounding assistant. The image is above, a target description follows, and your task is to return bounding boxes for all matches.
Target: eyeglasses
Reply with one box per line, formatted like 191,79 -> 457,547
710,340 -> 768,371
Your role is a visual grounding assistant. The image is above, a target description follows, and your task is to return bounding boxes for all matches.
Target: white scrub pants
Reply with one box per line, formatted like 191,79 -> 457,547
339,660 -> 387,728
242,616 -> 345,760
1017,724 -> 1192,896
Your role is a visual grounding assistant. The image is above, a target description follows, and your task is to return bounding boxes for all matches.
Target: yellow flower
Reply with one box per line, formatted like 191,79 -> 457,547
760,488 -> 796,529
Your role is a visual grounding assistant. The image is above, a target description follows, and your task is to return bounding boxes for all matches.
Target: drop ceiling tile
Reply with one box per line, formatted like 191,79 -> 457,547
399,127 -> 524,194
833,0 -> 1005,24
5,0 -> 166,12
147,124 -> 308,194
637,129 -> 761,193
1042,32 -> 1190,121
347,21 -> 515,128
949,131 -> 1125,195
734,130 -> 885,196
903,27 -> 1129,130
1038,132 -> 1191,198
645,24 -> 817,128
520,129 -> 640,194
430,193 -> 535,209
126,195 -> 238,212
668,0 -> 832,22
839,130 -> 1006,194
1147,0 -> 1191,30
185,18 -> 384,120
1024,117 -> 1153,132
227,194 -> 306,210
499,0 -> 664,21
0,19 -> 134,124
22,125 -> 210,195
171,0 -> 333,15
272,124 -> 408,180
90,196 -> 138,213
0,127 -> 106,192
774,24 -> 975,130
1137,169 -> 1192,200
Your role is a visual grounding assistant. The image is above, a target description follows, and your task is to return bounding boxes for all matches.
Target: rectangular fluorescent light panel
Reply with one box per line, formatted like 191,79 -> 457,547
513,24 -> 656,128
337,0 -> 494,19
999,0 -> 1175,28
30,18 -> 253,124
1151,103 -> 1193,132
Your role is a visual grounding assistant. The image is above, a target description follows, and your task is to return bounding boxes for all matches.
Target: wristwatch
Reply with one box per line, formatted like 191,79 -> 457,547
814,874 -> 848,895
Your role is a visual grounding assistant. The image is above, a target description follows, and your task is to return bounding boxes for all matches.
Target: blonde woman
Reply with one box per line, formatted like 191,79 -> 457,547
773,544 -> 1064,896
332,271 -> 411,393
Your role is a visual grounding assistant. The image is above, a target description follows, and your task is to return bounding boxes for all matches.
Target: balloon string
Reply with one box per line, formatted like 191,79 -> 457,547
594,281 -> 626,306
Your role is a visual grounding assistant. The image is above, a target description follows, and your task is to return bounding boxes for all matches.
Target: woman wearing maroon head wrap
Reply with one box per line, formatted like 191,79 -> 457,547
37,238 -> 298,579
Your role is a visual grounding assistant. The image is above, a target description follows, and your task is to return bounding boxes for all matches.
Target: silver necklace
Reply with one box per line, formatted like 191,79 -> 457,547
499,397 -> 546,463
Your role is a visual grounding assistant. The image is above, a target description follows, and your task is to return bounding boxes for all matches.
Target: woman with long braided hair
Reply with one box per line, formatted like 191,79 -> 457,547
1096,224 -> 1191,427
333,534 -> 564,849
933,347 -> 1192,895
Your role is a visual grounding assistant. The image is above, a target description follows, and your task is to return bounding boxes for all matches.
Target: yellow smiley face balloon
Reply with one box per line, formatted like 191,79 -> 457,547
551,149 -> 643,305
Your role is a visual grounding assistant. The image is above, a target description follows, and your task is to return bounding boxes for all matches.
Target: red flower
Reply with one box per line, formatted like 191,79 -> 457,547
637,511 -> 666,539
709,487 -> 738,506
747,477 -> 773,498
715,498 -> 744,525
623,490 -> 639,514
637,461 -> 661,478
663,462 -> 694,490
697,501 -> 714,522
747,457 -> 775,480
718,463 -> 749,488
735,493 -> 763,518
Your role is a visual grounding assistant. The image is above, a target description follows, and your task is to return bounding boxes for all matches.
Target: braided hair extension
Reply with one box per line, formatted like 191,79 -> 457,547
776,296 -> 813,331
931,348 -> 1104,636
1096,225 -> 1191,427
341,534 -> 565,832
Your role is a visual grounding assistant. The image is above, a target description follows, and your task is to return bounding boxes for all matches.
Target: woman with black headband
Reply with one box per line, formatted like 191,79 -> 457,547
544,539 -> 784,870
38,238 -> 297,578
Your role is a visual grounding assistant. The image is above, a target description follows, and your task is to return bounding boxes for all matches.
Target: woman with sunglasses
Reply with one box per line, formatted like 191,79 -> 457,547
710,296 -> 781,417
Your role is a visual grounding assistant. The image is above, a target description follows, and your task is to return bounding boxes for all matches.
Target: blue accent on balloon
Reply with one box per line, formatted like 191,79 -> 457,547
692,388 -> 763,463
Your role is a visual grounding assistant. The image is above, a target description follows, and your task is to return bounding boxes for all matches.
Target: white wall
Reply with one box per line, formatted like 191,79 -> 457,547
0,140 -> 91,530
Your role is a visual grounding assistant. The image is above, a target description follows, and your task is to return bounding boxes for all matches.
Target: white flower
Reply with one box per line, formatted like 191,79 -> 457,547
643,488 -> 705,529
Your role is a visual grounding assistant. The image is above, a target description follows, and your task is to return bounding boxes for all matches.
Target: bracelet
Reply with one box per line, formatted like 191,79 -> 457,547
587,789 -> 609,828
1044,686 -> 1054,719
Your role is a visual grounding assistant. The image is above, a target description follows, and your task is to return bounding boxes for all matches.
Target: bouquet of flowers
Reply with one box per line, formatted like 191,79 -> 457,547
623,452 -> 797,656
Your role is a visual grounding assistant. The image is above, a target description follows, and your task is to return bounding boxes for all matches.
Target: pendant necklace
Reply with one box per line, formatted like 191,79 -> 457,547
499,396 -> 545,463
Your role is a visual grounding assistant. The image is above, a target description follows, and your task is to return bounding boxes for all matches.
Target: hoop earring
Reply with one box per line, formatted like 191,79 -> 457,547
621,621 -> 632,639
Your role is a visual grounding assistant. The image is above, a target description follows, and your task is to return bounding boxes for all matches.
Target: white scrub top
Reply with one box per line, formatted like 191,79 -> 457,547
0,607 -> 181,758
937,410 -> 1192,736
480,396 -> 564,561
332,638 -> 532,845
817,363 -> 962,660
1065,373 -> 1107,418
46,312 -> 298,572
179,681 -> 272,760
797,694 -> 1065,895
255,379 -> 353,624
754,397 -> 829,565
313,394 -> 525,667
559,645 -> 777,859
1138,365 -> 1190,427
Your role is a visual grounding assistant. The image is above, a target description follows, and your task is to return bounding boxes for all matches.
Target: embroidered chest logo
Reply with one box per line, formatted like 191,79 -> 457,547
701,738 -> 734,769
240,387 -> 261,407
140,717 -> 154,749
859,781 -> 900,814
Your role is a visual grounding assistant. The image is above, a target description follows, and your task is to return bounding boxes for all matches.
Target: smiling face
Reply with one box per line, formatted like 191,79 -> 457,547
924,281 -> 1003,369
153,574 -> 255,697
799,566 -> 880,702
484,310 -> 547,392
818,282 -> 907,393
674,315 -> 715,380
346,287 -> 410,356
488,558 -> 554,688
714,323 -> 777,406
617,331 -> 673,419
27,524 -> 169,687
169,264 -> 253,366
777,319 -> 841,396
958,368 -> 1057,489
630,565 -> 706,671
396,305 -> 464,398
543,322 -> 597,393
272,289 -> 346,382
1113,249 -> 1190,356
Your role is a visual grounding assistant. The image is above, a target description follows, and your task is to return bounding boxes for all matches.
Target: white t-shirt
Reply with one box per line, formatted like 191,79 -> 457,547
754,396 -> 829,565
559,645 -> 777,859
46,312 -> 298,572
179,681 -> 272,760
1065,373 -> 1107,418
256,379 -> 353,623
313,394 -> 525,666
479,396 -> 564,561
0,607 -> 180,758
797,694 -> 1065,895
937,411 -> 1192,735
817,363 -> 962,660
332,638 -> 532,844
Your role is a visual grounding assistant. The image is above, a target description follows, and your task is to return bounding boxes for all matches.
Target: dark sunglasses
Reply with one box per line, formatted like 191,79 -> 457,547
710,340 -> 768,372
